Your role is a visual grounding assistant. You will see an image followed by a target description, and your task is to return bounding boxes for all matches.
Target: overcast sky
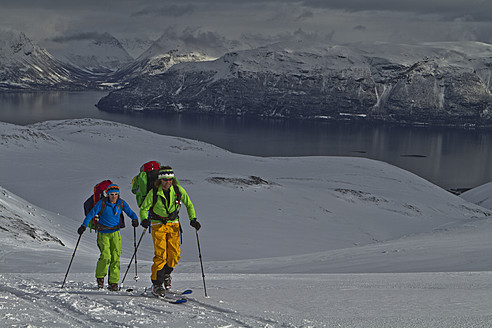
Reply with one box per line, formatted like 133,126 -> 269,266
1,0 -> 491,46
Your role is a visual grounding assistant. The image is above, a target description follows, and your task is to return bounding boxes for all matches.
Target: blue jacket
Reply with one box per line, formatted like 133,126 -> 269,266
82,198 -> 138,233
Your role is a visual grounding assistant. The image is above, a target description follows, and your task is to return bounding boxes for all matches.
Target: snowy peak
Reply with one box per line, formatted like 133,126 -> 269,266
141,28 -> 239,60
110,29 -> 230,81
0,30 -> 37,58
0,29 -> 98,90
0,29 -> 58,68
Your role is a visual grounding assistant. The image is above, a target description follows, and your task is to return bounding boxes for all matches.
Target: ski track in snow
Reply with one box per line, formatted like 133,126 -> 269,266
2,272 -> 492,327
0,274 -> 292,328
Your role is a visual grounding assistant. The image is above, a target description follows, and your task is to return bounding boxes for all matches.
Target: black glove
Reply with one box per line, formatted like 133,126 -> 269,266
141,219 -> 150,228
77,225 -> 86,235
190,218 -> 201,231
132,219 -> 139,227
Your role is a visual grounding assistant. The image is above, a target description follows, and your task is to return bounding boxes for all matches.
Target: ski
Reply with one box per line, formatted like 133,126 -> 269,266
167,289 -> 192,296
140,292 -> 187,304
139,286 -> 192,304
161,289 -> 192,304
158,295 -> 187,304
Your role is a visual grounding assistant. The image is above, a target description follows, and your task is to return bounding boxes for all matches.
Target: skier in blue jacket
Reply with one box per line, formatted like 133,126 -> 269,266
78,184 -> 139,291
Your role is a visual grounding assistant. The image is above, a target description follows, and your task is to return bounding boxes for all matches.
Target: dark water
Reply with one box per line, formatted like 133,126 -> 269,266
1,91 -> 492,190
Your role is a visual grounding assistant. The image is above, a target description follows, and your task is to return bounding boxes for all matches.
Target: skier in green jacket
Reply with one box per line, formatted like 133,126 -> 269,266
139,166 -> 201,297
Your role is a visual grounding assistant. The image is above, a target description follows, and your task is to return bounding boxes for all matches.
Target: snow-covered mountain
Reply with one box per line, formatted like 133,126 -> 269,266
3,27 -> 492,126
0,29 -> 102,91
0,27 -> 257,92
2,118 -> 492,326
97,40 -> 492,126
108,29 -> 241,83
43,32 -> 134,74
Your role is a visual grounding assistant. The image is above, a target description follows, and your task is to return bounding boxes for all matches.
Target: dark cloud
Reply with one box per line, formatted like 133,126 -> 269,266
240,29 -> 333,48
172,27 -> 228,49
131,4 -> 195,17
0,0 -> 128,10
301,0 -> 492,21
296,11 -> 314,21
3,0 -> 492,19
50,32 -> 113,43
0,0 -> 491,46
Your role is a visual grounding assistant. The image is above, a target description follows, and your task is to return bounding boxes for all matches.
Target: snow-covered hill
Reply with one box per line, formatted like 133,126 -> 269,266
1,118 -> 490,266
0,185 -> 65,248
1,118 -> 492,327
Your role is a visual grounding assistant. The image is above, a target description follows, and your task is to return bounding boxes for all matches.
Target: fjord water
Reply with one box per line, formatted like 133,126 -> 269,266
1,91 -> 491,190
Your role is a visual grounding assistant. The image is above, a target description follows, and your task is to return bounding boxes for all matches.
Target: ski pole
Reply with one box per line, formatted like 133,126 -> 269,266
61,233 -> 82,288
133,226 -> 139,281
120,227 -> 147,289
195,229 -> 208,297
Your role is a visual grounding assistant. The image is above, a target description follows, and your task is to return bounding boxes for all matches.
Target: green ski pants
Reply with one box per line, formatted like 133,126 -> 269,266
95,231 -> 121,284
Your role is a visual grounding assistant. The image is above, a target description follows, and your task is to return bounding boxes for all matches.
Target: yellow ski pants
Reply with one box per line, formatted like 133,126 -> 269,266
150,222 -> 181,281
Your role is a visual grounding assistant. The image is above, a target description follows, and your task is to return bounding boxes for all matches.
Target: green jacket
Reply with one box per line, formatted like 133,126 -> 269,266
139,183 -> 196,223
131,172 -> 148,207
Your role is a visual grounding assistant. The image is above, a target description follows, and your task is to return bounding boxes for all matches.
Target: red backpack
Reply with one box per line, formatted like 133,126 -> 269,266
93,180 -> 112,203
140,160 -> 160,172
132,161 -> 161,207
83,180 -> 125,231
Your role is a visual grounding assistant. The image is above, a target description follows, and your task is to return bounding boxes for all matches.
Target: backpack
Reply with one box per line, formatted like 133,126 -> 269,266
83,180 -> 125,232
132,161 -> 161,207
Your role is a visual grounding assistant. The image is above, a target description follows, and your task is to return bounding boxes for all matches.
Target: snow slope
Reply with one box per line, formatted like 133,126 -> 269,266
1,118 -> 492,327
461,182 -> 492,210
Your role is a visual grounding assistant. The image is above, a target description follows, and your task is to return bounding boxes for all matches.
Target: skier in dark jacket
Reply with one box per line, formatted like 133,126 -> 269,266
78,184 -> 139,291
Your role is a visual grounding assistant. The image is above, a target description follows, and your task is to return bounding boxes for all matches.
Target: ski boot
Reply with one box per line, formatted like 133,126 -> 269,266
97,278 -> 104,289
107,283 -> 119,291
152,284 -> 166,297
163,274 -> 172,290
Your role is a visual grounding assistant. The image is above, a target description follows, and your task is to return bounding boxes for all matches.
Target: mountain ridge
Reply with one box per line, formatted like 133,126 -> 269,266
0,30 -> 102,90
96,40 -> 492,126
2,28 -> 492,126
